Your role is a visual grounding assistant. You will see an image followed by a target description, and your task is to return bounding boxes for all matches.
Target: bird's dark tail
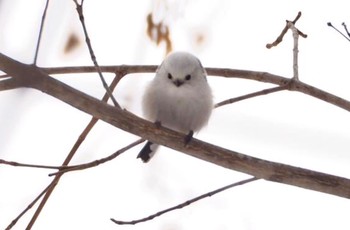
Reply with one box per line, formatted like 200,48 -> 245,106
137,141 -> 159,163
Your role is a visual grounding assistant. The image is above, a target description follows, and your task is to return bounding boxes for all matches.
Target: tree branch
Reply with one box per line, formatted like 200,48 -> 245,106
266,11 -> 307,49
0,139 -> 144,175
0,78 -> 24,91
1,53 -> 350,199
0,159 -> 62,170
215,85 -> 288,108
40,65 -> 350,112
33,0 -> 50,65
111,177 -> 258,225
49,138 -> 144,176
72,0 -> 120,108
342,22 -> 350,38
287,21 -> 300,80
6,183 -> 53,230
327,22 -> 350,42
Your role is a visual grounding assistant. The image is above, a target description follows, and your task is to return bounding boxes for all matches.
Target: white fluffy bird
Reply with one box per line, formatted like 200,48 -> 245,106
137,52 -> 213,162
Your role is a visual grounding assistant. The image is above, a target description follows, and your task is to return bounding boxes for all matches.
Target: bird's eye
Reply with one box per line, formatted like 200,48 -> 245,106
185,74 -> 191,80
168,73 -> 173,80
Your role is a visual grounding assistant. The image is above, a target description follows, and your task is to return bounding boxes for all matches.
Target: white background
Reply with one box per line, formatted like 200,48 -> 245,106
0,0 -> 350,229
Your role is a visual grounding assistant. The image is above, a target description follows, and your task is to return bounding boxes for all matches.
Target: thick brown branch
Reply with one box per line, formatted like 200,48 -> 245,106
1,53 -> 350,199
0,78 -> 24,91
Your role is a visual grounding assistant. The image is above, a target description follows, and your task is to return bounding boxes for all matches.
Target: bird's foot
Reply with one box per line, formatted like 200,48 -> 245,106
184,130 -> 194,146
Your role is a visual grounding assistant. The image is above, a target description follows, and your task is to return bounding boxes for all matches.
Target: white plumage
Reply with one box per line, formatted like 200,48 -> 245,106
137,52 -> 213,162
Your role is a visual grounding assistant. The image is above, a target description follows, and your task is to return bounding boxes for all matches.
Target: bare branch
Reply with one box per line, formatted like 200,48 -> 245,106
266,12 -> 307,49
0,159 -> 62,170
146,13 -> 173,55
37,65 -> 350,112
0,84 -> 285,172
0,138 -> 143,176
342,22 -> 350,38
72,0 -> 121,108
1,84 -> 284,173
287,21 -> 300,80
42,65 -> 157,75
327,22 -> 350,42
33,0 -> 50,65
6,183 -> 52,230
0,78 -> 24,91
0,84 -> 284,173
0,85 -> 284,173
215,85 -> 288,108
49,139 -> 144,176
2,53 -> 350,113
111,177 -> 258,225
0,73 -> 10,78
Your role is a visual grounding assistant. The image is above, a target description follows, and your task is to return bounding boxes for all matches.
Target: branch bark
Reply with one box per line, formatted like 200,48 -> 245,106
1,52 -> 350,199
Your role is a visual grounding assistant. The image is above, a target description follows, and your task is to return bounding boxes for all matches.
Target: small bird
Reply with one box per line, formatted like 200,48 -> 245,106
137,52 -> 213,162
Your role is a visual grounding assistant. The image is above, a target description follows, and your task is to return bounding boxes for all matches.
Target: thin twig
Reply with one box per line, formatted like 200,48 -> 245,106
111,177 -> 258,225
0,159 -> 62,170
6,182 -> 52,230
33,0 -> 50,65
49,138 -> 144,176
342,22 -> 350,38
73,0 -> 120,108
327,22 -> 350,42
266,12 -> 307,49
0,139 -> 143,175
0,85 -> 285,172
215,85 -> 288,108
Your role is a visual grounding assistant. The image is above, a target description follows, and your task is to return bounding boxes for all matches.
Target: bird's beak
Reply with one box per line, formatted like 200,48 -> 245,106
173,79 -> 184,87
